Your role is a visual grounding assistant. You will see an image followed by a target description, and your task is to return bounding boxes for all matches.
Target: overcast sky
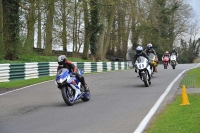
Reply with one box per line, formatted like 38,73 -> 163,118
190,0 -> 200,19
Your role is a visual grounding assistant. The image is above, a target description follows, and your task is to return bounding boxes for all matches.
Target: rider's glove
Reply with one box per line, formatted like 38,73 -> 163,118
135,69 -> 137,73
71,72 -> 76,75
155,58 -> 158,62
148,61 -> 152,65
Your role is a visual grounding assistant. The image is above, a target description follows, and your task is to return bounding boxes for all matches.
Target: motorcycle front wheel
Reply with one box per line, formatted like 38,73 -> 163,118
62,86 -> 74,106
164,62 -> 167,69
171,61 -> 176,69
142,73 -> 149,87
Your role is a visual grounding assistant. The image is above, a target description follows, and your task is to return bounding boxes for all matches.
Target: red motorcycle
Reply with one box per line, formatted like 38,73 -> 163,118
162,56 -> 169,69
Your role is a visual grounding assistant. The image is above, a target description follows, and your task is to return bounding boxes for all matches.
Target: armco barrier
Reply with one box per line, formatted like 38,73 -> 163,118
0,62 -> 129,82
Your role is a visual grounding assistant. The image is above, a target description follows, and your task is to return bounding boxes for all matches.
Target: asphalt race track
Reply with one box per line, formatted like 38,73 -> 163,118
0,64 -> 198,133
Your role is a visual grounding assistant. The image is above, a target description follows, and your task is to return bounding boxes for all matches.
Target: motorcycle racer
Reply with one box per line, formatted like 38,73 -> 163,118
145,43 -> 158,72
132,46 -> 151,73
57,55 -> 89,92
162,51 -> 170,64
169,48 -> 178,63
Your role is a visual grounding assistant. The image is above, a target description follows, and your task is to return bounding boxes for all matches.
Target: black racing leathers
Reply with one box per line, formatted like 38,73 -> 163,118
132,51 -> 150,66
145,48 -> 157,57
169,51 -> 178,57
169,51 -> 178,62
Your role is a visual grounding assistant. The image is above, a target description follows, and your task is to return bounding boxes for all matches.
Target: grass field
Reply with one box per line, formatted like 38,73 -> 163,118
180,67 -> 200,88
146,67 -> 200,133
193,58 -> 200,63
0,76 -> 55,89
0,54 -> 92,64
146,93 -> 200,133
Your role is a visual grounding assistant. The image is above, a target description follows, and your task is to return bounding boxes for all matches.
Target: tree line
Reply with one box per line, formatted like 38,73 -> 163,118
0,0 -> 199,62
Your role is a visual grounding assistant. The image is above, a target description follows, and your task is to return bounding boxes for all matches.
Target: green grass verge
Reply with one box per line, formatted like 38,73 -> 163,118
0,76 -> 55,89
0,54 -> 92,64
146,94 -> 200,133
193,58 -> 200,63
146,67 -> 200,133
180,67 -> 200,88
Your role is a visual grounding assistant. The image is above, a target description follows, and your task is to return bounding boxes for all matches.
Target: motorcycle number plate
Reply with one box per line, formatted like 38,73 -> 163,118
138,63 -> 145,69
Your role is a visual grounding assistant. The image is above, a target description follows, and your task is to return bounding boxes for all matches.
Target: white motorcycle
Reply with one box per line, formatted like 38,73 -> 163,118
170,54 -> 177,69
135,56 -> 152,87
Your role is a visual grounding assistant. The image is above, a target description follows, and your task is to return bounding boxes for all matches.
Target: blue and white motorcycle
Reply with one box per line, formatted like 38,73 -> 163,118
55,68 -> 90,106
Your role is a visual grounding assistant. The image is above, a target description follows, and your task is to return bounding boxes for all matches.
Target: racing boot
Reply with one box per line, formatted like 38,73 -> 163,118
155,67 -> 158,73
80,76 -> 89,92
153,66 -> 157,73
152,67 -> 155,74
83,84 -> 89,92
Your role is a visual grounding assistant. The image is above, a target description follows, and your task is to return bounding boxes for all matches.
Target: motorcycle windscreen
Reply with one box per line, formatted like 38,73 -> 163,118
56,68 -> 69,79
163,56 -> 169,61
136,56 -> 148,63
148,53 -> 155,62
170,54 -> 176,60
136,56 -> 148,69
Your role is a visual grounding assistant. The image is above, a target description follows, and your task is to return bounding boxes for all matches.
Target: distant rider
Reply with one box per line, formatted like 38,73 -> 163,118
162,51 -> 170,64
145,43 -> 158,72
57,55 -> 89,92
169,48 -> 178,63
132,46 -> 151,73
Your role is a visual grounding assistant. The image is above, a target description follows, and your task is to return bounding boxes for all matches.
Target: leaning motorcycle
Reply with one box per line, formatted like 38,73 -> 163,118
162,56 -> 169,69
135,56 -> 152,87
170,54 -> 177,69
55,68 -> 90,106
148,53 -> 157,76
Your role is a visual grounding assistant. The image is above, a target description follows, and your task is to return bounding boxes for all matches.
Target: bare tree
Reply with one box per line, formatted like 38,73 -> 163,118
82,0 -> 90,59
0,0 -> 3,56
96,5 -> 106,61
103,4 -> 117,59
44,0 -> 54,55
61,0 -> 67,53
36,0 -> 42,48
25,0 -> 35,53
72,0 -> 78,56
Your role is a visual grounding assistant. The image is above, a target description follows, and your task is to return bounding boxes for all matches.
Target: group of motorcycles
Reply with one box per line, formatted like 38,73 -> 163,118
54,53 -> 177,106
162,53 -> 177,69
135,53 -> 177,87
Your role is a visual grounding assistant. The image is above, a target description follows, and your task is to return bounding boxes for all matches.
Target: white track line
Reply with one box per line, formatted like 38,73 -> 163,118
0,71 -> 119,96
133,63 -> 200,133
0,80 -> 53,96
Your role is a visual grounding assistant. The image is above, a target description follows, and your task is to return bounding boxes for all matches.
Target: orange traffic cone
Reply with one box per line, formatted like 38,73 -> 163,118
180,85 -> 190,105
